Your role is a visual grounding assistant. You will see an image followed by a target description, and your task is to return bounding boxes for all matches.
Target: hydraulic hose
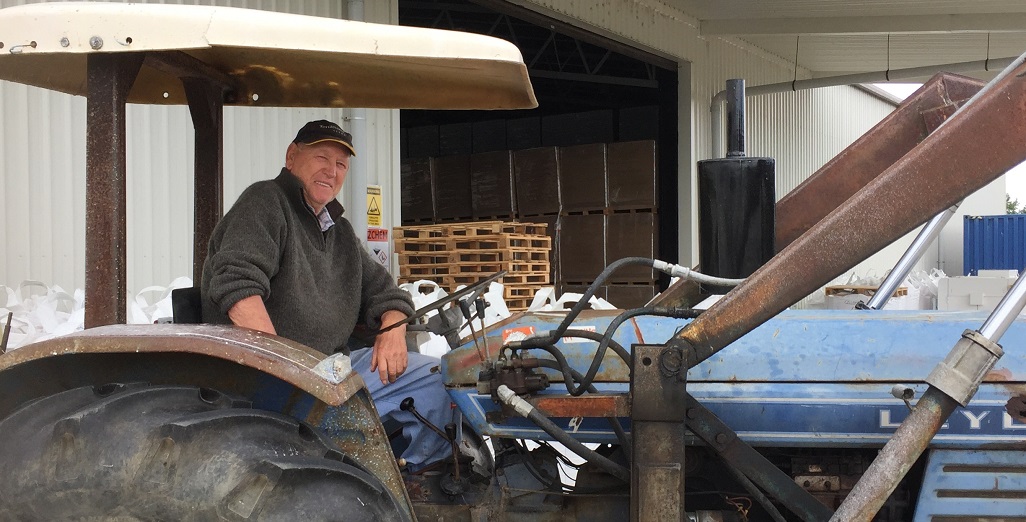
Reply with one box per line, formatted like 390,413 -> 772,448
535,358 -> 633,459
656,263 -> 746,287
513,257 -> 660,349
508,257 -> 727,353
568,307 -> 702,397
497,385 -> 630,482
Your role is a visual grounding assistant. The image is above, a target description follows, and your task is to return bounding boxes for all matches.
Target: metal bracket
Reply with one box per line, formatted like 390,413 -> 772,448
926,329 -> 1004,407
631,344 -> 686,521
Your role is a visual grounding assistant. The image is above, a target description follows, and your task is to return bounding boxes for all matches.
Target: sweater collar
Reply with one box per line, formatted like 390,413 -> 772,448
274,168 -> 346,222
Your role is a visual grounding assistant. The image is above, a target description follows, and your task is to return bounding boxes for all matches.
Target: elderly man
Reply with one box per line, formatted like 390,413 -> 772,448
201,120 -> 450,472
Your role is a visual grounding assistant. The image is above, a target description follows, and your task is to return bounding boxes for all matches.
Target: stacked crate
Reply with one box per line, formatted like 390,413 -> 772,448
395,221 -> 551,311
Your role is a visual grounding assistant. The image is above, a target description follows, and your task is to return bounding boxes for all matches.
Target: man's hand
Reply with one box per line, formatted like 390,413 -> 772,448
371,310 -> 409,385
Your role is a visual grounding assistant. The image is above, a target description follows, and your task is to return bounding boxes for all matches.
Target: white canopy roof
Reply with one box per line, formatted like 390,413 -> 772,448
0,2 -> 537,109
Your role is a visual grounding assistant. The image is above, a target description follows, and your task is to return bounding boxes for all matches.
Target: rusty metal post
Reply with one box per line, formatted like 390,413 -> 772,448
672,54 -> 1026,368
631,344 -> 686,521
183,78 -> 224,283
85,53 -> 144,328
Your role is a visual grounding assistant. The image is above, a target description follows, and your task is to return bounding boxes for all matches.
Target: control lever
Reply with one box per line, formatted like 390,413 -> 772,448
459,300 -> 487,363
1,311 -> 11,355
400,397 -> 467,493
475,298 -> 491,363
400,397 -> 449,442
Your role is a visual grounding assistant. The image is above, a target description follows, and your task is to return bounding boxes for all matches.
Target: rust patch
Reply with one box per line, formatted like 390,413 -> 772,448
985,367 -> 1014,381
1005,395 -> 1026,423
630,317 -> 645,344
530,393 -> 629,417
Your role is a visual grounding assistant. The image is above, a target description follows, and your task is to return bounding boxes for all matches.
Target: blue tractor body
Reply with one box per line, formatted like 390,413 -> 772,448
443,309 -> 1026,519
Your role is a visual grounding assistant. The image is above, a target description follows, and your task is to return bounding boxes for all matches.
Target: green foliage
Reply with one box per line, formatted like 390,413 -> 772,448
1007,194 -> 1026,214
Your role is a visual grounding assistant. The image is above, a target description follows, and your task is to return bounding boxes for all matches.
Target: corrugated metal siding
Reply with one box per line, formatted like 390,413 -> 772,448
963,215 -> 1026,275
0,0 -> 373,295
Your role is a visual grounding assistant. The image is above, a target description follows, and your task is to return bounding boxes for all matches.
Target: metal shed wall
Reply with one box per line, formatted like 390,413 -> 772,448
0,0 -> 400,296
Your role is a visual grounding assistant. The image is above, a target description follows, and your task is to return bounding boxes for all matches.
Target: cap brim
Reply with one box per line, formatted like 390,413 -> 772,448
302,138 -> 356,156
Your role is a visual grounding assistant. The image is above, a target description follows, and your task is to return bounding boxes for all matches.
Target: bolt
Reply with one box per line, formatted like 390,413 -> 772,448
804,480 -> 811,488
825,481 -> 832,490
686,408 -> 697,419
714,433 -> 729,445
60,37 -> 70,47
89,36 -> 102,50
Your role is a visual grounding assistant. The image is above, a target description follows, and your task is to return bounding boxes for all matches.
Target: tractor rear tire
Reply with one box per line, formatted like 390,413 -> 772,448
0,383 -> 408,521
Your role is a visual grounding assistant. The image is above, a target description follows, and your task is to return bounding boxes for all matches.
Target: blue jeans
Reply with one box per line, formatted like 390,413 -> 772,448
350,348 -> 453,471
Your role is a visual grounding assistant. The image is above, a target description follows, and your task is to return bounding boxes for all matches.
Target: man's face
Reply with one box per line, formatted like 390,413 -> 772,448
285,141 -> 351,213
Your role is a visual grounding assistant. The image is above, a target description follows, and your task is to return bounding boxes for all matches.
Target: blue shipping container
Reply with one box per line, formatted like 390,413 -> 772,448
963,214 -> 1026,275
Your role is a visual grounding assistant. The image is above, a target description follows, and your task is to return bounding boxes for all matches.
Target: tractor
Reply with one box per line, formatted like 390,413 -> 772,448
2,3 -> 1026,521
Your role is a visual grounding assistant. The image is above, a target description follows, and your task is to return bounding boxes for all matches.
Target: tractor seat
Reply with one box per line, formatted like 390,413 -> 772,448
171,287 -> 203,324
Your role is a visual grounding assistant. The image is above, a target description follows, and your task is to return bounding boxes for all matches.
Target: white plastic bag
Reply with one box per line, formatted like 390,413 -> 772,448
399,280 -> 452,358
128,276 -> 194,324
456,281 -> 512,338
527,287 -> 616,312
0,280 -> 85,350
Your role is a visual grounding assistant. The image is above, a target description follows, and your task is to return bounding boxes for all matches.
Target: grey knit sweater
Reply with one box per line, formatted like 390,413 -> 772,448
201,169 -> 414,355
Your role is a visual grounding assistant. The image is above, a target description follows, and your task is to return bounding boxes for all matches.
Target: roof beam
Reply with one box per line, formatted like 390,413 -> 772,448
700,13 -> 1026,36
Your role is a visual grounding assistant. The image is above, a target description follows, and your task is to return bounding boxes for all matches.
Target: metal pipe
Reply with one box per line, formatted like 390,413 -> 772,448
725,79 -> 745,158
829,386 -> 957,521
866,205 -> 958,309
711,56 -> 1017,157
979,268 -> 1026,339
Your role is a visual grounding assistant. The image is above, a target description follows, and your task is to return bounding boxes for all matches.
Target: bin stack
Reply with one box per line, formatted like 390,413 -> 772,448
394,221 -> 551,311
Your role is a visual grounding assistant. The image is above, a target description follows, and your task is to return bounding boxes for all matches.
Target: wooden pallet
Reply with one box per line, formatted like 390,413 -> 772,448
394,237 -> 448,253
824,285 -> 907,298
398,260 -> 549,277
504,285 -> 544,299
447,234 -> 551,251
395,221 -> 548,238
395,221 -> 553,311
449,249 -> 550,264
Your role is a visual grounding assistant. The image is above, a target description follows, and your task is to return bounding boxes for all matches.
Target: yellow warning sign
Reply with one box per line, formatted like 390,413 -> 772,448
366,185 -> 382,227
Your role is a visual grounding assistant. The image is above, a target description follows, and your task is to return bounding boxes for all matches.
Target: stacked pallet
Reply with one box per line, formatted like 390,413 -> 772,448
395,221 -> 551,311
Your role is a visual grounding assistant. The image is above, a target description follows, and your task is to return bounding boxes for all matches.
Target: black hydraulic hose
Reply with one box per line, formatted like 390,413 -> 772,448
535,358 -> 633,459
569,307 -> 702,397
512,333 -> 629,391
508,257 -> 659,351
497,385 -> 630,482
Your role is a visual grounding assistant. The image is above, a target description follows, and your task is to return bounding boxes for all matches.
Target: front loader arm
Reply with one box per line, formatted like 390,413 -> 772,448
670,57 -> 1026,367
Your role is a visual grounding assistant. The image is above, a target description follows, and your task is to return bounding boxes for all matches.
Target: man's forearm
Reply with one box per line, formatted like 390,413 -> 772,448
227,295 -> 277,335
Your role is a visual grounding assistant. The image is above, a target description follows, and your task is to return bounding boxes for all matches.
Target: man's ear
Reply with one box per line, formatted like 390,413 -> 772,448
285,142 -> 299,169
